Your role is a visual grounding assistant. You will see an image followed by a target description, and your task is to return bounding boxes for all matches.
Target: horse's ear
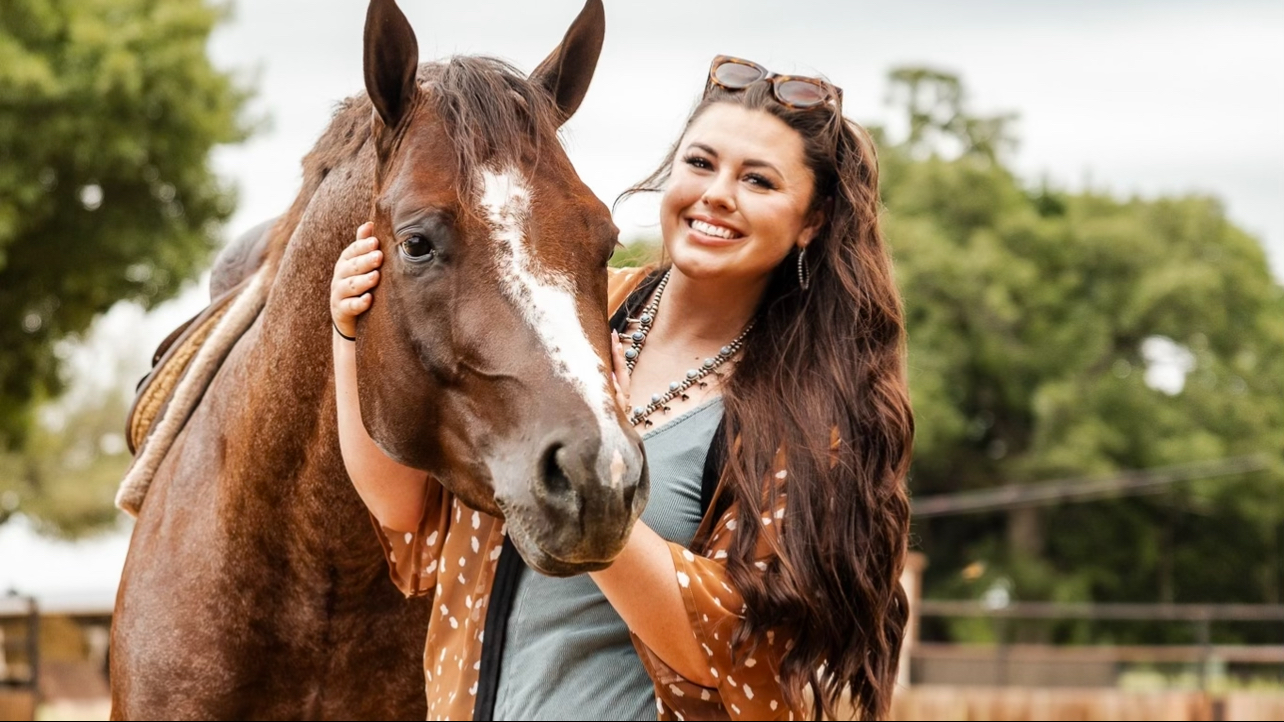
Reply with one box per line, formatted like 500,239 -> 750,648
530,0 -> 605,126
364,0 -> 419,133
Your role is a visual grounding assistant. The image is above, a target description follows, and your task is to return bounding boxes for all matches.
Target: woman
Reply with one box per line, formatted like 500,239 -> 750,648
331,55 -> 913,721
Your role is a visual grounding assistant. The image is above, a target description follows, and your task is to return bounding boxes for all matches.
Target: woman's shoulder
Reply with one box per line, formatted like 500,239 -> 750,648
606,264 -> 652,285
606,264 -> 658,311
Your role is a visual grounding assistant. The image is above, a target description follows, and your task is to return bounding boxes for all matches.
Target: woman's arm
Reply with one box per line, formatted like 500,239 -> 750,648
332,223 -> 430,533
590,521 -> 719,688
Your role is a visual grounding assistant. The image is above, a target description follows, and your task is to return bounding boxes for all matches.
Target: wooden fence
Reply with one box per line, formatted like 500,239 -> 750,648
892,687 -> 1284,721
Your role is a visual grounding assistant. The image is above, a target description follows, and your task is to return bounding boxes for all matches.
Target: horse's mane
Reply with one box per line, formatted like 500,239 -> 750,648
263,55 -> 562,266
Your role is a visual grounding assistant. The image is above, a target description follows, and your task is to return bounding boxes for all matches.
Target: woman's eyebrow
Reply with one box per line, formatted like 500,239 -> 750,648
742,158 -> 782,175
689,142 -> 783,176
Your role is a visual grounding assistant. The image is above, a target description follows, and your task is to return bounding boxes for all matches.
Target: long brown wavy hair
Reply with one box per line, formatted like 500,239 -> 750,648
620,81 -> 914,720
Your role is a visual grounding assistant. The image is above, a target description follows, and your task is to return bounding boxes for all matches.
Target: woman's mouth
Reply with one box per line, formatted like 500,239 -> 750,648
688,218 -> 744,241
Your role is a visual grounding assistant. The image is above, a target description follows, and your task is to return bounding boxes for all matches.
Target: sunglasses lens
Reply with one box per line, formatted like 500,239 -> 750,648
777,79 -> 827,108
713,61 -> 765,89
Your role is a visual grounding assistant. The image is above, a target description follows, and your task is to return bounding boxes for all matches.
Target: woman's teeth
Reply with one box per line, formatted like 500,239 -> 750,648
690,219 -> 741,240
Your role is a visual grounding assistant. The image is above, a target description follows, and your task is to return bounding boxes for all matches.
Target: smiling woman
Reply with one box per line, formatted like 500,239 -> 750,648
610,60 -> 912,721
659,104 -> 825,287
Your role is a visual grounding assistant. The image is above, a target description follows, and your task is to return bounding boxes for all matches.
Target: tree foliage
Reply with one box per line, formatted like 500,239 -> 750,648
881,68 -> 1284,643
0,388 -> 131,536
0,0 -> 250,445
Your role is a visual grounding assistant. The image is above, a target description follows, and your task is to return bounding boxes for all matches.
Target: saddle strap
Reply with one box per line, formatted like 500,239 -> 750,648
116,269 -> 269,516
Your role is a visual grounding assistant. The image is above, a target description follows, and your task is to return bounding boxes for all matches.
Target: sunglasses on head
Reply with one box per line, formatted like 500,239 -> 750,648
705,55 -> 843,112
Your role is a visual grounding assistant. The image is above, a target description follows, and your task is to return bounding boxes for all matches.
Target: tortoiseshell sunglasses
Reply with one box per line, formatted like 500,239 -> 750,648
704,55 -> 843,112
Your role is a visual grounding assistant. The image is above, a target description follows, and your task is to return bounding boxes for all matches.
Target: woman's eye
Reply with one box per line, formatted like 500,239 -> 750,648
683,155 -> 712,170
400,235 -> 436,262
745,173 -> 777,190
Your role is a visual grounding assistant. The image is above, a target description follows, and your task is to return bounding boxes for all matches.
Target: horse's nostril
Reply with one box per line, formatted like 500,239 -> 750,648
622,482 -> 636,512
541,443 -> 572,497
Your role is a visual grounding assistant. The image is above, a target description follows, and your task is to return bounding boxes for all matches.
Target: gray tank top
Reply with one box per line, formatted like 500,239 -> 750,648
492,397 -> 724,721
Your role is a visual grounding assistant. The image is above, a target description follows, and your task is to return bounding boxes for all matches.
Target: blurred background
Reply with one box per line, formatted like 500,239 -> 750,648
1,0 -> 1281,719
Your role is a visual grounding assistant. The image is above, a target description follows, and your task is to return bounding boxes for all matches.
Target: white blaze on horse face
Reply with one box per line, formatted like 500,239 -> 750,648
480,166 -> 635,486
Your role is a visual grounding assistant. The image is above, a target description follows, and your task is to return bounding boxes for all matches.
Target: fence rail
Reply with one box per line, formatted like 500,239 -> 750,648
915,643 -> 1284,665
918,600 -> 1284,622
892,687 -> 1284,722
911,599 -> 1284,691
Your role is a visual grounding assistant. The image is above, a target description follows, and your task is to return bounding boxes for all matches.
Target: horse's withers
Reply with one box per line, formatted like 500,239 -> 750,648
354,0 -> 646,576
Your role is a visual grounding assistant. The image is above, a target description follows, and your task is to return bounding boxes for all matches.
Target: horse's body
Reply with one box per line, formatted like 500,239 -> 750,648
111,2 -> 642,718
111,97 -> 430,722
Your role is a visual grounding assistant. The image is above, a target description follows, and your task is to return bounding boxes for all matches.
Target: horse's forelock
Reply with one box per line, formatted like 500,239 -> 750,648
262,56 -> 562,265
426,56 -> 563,200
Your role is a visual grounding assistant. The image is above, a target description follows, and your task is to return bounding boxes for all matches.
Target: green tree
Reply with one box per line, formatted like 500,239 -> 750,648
883,69 -> 1284,643
886,66 -> 1018,164
0,0 -> 251,446
0,386 -> 133,536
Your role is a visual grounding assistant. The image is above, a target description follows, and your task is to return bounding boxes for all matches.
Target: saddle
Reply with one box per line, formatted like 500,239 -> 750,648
116,269 -> 269,516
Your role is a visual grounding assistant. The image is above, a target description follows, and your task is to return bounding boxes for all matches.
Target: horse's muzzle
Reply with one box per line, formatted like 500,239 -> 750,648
493,422 -> 648,577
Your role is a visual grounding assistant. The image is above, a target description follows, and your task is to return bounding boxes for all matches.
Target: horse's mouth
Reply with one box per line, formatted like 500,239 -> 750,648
494,499 -> 624,578
520,545 -> 615,578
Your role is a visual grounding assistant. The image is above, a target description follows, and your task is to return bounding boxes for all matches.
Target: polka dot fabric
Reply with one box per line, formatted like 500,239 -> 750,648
373,493 -> 505,721
631,451 -> 799,721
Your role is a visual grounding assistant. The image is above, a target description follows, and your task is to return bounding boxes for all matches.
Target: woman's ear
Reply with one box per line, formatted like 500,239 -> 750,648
798,197 -> 832,248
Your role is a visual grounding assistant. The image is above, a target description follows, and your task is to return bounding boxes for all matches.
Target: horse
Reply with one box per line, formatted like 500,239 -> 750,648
110,1 -> 646,718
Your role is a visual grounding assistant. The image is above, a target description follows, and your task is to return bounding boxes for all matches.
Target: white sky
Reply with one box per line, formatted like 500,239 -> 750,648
4,0 -> 1283,598
209,0 -> 1284,277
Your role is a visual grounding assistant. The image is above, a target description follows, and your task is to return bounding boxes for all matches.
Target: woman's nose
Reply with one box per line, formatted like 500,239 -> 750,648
700,171 -> 737,212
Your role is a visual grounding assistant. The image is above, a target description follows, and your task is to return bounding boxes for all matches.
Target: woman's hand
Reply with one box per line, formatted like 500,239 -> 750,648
330,222 -> 383,338
610,330 -> 631,416
331,222 -> 429,533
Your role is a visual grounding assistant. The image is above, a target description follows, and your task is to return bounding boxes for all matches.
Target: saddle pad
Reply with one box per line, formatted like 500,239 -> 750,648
116,269 -> 269,517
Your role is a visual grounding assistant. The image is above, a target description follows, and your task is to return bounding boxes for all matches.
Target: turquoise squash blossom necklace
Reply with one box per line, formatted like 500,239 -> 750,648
623,269 -> 755,428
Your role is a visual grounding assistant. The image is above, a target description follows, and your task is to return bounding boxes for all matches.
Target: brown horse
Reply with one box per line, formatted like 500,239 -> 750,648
110,1 -> 646,718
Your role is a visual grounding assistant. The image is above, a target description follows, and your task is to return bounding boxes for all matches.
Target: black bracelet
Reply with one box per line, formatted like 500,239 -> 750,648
332,319 -> 356,342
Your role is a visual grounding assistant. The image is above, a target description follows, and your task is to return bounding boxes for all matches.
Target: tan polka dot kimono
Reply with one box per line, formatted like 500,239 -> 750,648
372,267 -> 804,721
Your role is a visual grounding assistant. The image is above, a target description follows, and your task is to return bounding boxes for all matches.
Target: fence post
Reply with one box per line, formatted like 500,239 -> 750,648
1195,614 -> 1211,692
899,552 -> 927,688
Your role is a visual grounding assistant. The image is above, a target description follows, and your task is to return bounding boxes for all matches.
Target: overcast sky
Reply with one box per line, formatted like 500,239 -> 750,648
207,0 -> 1284,277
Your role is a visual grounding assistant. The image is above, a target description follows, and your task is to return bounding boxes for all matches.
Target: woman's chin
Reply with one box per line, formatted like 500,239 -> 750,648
669,245 -> 739,279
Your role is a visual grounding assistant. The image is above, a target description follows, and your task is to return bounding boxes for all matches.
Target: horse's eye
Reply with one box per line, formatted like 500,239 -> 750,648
400,234 -> 436,262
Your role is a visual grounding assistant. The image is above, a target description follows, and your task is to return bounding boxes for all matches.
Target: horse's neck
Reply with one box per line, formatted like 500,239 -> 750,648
227,154 -> 374,505
261,147 -> 374,371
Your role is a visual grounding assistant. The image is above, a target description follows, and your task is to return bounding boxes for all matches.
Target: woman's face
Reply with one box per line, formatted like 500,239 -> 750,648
660,103 -> 821,284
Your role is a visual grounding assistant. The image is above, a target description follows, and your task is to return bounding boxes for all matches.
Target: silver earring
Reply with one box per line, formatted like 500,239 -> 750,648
797,246 -> 811,291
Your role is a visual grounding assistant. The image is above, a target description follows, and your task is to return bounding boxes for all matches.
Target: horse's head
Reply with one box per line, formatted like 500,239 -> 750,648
353,0 -> 645,576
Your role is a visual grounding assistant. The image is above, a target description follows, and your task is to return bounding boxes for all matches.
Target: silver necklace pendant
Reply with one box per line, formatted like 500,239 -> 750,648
625,269 -> 755,428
